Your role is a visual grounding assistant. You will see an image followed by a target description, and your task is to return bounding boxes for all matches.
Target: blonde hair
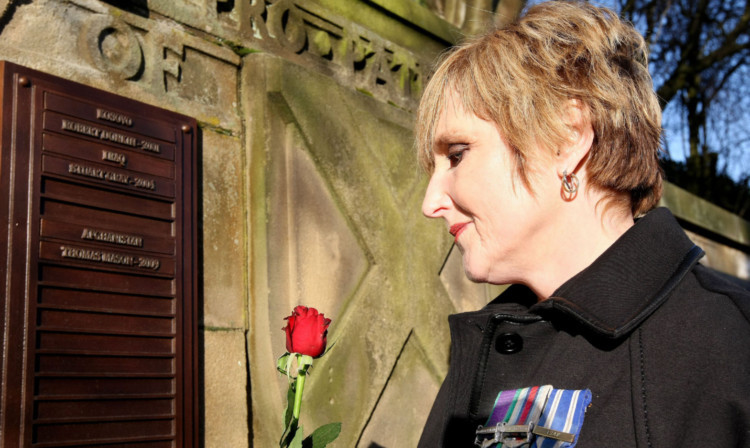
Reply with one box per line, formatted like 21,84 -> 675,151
416,1 -> 664,216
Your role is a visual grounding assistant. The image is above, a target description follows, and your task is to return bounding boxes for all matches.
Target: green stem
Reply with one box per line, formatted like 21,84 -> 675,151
292,369 -> 306,420
292,354 -> 313,420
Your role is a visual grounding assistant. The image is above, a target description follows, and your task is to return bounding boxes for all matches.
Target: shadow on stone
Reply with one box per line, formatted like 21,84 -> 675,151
100,0 -> 149,18
217,0 -> 235,14
0,0 -> 32,35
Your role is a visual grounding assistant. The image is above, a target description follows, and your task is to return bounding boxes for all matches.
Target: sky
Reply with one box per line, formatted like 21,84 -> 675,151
522,0 -> 750,181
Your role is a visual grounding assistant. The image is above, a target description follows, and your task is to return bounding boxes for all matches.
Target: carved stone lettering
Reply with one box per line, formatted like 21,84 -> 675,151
162,43 -> 184,90
80,15 -> 144,81
241,0 -> 427,107
96,108 -> 134,127
80,227 -> 144,247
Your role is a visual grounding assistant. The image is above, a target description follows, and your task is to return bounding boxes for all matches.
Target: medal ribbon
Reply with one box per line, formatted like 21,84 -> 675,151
483,385 -> 591,448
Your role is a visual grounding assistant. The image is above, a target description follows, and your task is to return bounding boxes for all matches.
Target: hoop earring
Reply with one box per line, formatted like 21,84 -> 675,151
562,170 -> 579,195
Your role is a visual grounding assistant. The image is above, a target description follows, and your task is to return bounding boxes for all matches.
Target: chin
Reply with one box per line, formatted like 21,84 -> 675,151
463,270 -> 488,284
463,258 -> 515,285
462,261 -> 491,284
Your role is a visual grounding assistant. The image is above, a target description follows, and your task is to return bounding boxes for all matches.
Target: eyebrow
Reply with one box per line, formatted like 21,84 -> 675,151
433,129 -> 471,150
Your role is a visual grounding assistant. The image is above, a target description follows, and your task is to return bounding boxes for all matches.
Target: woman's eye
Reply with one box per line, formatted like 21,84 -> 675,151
448,148 -> 465,167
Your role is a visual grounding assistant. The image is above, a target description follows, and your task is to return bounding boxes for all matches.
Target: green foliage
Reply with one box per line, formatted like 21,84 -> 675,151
279,353 -> 341,447
288,425 -> 304,448
303,423 -> 342,448
284,383 -> 296,431
280,418 -> 299,448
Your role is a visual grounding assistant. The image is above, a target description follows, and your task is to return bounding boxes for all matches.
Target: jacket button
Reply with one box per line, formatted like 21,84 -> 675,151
496,332 -> 523,354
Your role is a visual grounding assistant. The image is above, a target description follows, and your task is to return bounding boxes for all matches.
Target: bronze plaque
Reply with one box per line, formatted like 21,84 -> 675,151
0,61 -> 198,447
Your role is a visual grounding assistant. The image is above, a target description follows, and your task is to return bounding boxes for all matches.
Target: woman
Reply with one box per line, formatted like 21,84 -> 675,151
416,2 -> 750,447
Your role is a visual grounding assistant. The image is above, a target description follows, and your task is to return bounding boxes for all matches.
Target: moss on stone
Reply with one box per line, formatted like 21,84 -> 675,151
356,88 -> 374,97
215,37 -> 262,57
199,120 -> 235,137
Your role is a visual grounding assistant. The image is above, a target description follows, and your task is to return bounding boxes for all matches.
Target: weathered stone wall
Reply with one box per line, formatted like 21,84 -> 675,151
0,1 -> 747,447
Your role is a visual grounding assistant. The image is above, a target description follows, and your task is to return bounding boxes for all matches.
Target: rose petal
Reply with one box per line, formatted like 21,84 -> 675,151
282,306 -> 331,358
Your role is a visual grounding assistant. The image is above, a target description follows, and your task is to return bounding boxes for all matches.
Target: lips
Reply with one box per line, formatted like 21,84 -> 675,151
449,222 -> 469,242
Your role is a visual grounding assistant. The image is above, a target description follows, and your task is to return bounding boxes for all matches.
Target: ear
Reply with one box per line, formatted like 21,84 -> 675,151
556,99 -> 594,178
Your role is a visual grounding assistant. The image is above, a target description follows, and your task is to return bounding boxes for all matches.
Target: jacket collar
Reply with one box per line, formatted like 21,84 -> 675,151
487,208 -> 704,339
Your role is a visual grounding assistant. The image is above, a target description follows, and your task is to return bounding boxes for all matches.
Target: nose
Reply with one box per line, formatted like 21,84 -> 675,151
421,172 -> 450,218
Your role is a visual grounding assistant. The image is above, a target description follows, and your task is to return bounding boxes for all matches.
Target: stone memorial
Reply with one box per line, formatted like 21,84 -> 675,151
0,2 -> 746,447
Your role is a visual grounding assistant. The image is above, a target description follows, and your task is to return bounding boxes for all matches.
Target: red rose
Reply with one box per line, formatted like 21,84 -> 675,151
283,306 -> 331,358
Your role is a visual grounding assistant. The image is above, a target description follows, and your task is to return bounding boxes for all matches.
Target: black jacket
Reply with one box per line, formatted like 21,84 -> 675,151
418,208 -> 750,447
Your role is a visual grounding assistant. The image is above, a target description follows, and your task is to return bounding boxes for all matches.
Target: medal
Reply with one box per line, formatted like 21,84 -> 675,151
474,386 -> 591,448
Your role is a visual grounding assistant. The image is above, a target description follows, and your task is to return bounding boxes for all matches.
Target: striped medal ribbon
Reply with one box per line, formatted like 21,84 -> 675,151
475,385 -> 592,448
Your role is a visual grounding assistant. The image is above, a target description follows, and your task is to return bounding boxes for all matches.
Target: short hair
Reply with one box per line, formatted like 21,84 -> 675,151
416,0 -> 664,216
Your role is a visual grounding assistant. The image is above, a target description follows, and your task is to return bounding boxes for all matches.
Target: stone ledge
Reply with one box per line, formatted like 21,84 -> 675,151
660,182 -> 750,250
359,0 -> 460,44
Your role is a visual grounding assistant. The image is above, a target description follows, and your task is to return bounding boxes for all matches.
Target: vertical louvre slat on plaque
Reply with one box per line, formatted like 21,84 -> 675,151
0,61 -> 198,448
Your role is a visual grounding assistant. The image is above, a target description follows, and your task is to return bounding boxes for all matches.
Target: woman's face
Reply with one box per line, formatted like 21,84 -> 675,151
421,93 -> 563,285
